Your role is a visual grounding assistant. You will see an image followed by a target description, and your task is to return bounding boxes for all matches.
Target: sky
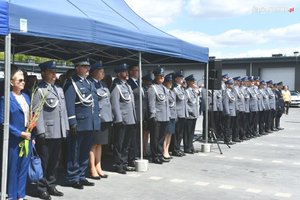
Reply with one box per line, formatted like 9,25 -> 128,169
125,0 -> 300,59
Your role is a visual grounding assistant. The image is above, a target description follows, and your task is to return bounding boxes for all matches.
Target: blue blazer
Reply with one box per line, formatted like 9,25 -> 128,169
0,92 -> 30,145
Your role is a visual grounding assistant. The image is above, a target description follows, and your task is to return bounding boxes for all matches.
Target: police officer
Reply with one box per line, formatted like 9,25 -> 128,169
259,80 -> 271,134
247,76 -> 259,137
274,82 -> 285,130
148,67 -> 170,164
240,77 -> 251,139
127,65 -> 147,158
171,71 -> 187,157
110,63 -> 136,174
266,80 -> 277,131
64,59 -> 100,189
232,76 -> 244,142
222,79 -> 236,145
87,62 -> 112,179
184,74 -> 200,153
33,61 -> 69,199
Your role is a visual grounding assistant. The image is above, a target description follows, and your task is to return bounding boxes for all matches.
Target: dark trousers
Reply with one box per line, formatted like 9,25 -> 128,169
184,119 -> 196,152
202,111 -> 213,140
284,101 -> 290,114
35,138 -> 62,192
244,112 -> 251,137
236,112 -> 245,140
113,124 -> 135,169
258,111 -> 265,134
233,111 -> 243,140
249,111 -> 258,135
269,109 -> 276,130
66,131 -> 93,183
171,118 -> 185,153
214,111 -> 223,139
223,115 -> 233,143
264,110 -> 271,131
150,120 -> 167,160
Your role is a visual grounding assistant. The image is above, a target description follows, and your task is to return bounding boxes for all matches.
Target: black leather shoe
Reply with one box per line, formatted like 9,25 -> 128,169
163,156 -> 173,160
48,187 -> 64,196
80,179 -> 95,186
160,157 -> 170,162
271,128 -> 278,131
277,127 -> 284,130
124,166 -> 136,171
153,158 -> 163,164
172,151 -> 183,157
225,141 -> 236,145
233,139 -> 242,142
70,182 -> 83,189
88,175 -> 101,180
184,150 -> 194,154
115,168 -> 127,174
38,191 -> 51,200
99,174 -> 108,178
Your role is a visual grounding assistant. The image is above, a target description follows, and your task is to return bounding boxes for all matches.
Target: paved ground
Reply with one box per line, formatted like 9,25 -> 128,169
29,107 -> 300,200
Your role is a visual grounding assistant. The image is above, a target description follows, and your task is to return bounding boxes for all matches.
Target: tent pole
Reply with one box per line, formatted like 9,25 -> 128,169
200,62 -> 211,153
135,51 -> 148,172
139,51 -> 143,160
205,62 -> 209,144
1,34 -> 11,200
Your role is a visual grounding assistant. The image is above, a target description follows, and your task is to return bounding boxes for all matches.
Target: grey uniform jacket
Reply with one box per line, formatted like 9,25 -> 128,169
247,86 -> 259,112
173,84 -> 188,118
33,81 -> 69,139
266,87 -> 276,110
214,90 -> 223,112
132,86 -> 147,122
233,85 -> 245,112
110,79 -> 136,125
222,88 -> 236,117
260,88 -> 270,110
241,86 -> 250,113
89,78 -> 113,122
200,88 -> 212,112
168,89 -> 177,120
255,86 -> 265,111
185,87 -> 200,119
147,83 -> 170,122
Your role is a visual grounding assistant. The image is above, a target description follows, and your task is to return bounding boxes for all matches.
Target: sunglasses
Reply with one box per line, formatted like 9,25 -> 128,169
14,79 -> 25,83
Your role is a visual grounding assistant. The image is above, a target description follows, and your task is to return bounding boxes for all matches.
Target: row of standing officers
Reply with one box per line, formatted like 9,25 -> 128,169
31,60 -> 202,200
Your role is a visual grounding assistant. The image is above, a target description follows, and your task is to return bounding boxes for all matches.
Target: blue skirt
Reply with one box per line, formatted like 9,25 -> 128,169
165,119 -> 176,134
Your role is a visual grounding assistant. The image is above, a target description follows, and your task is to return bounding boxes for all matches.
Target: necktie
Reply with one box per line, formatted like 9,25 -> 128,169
51,84 -> 58,95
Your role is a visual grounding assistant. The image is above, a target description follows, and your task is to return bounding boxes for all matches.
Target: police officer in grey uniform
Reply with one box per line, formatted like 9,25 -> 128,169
266,80 -> 277,131
171,71 -> 187,157
148,67 -> 170,164
33,61 -> 69,199
254,77 -> 265,135
127,65 -> 147,158
87,62 -> 112,179
232,76 -> 244,142
222,79 -> 236,145
64,59 -> 100,189
110,63 -> 136,174
184,75 -> 200,153
213,89 -> 224,140
247,76 -> 259,137
259,80 -> 271,134
240,77 -> 251,139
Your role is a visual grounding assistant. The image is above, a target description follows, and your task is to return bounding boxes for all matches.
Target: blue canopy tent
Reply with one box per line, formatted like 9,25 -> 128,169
0,0 -> 209,197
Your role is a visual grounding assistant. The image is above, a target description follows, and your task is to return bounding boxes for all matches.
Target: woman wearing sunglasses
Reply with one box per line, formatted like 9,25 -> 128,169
0,65 -> 32,200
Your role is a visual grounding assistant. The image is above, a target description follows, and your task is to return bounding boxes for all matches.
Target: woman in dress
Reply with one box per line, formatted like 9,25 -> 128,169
163,73 -> 177,159
0,66 -> 32,200
88,62 -> 112,179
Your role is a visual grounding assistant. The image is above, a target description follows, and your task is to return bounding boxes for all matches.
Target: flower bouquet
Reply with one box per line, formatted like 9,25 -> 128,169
19,85 -> 48,157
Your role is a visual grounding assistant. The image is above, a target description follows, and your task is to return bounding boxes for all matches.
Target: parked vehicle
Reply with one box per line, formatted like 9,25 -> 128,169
290,90 -> 300,107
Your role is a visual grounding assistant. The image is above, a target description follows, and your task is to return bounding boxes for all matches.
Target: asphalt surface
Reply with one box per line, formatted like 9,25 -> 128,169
28,107 -> 300,200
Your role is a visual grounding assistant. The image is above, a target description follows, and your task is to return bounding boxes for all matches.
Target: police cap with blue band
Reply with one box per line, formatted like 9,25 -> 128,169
114,63 -> 128,73
39,60 -> 56,71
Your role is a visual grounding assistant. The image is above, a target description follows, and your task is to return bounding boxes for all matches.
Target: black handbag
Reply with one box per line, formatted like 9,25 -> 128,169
28,145 -> 43,182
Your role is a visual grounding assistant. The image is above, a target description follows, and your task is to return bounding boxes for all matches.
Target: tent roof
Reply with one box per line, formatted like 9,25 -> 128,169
0,0 -> 208,64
